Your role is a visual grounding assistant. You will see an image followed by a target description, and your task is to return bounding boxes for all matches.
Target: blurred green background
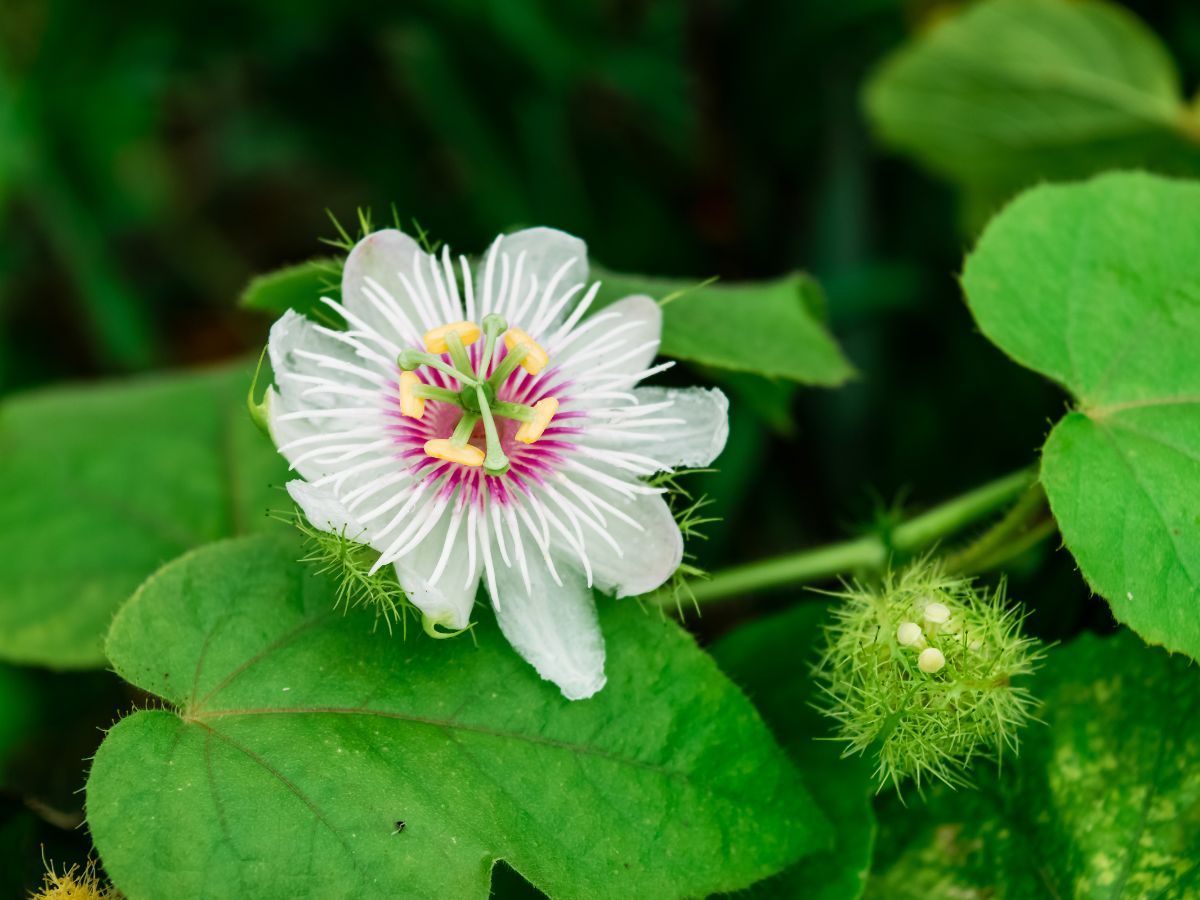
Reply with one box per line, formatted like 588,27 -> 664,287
4,0 -> 1200,893
4,0 -> 1200,504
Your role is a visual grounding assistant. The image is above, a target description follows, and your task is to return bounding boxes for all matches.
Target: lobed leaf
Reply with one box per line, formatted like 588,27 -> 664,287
86,535 -> 828,900
962,171 -> 1200,660
0,362 -> 288,668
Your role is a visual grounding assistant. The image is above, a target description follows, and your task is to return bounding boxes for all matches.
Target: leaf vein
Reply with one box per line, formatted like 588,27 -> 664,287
194,706 -> 686,780
1093,421 -> 1200,591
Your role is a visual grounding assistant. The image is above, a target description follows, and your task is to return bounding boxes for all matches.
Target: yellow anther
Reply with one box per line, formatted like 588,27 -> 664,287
398,371 -> 426,419
515,397 -> 559,444
424,438 -> 485,467
424,321 -> 481,354
503,327 -> 550,375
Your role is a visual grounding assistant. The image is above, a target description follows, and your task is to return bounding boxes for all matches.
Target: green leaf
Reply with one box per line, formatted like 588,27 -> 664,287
713,602 -> 876,900
867,630 -> 1200,898
87,535 -> 828,900
962,171 -> 1200,660
866,0 -> 1200,211
866,787 -> 1037,899
594,269 -> 855,385
240,257 -> 340,320
0,362 -> 288,669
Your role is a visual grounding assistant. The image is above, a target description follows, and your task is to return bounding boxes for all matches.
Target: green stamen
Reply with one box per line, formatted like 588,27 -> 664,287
399,318 -> 536,475
475,385 -> 509,475
444,330 -> 475,381
398,349 -> 477,386
450,412 -> 480,447
478,313 -> 507,380
493,400 -> 535,422
487,342 -> 528,390
411,384 -> 461,405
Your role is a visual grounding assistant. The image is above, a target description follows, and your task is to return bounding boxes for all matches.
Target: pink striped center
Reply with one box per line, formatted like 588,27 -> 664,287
383,340 -> 574,507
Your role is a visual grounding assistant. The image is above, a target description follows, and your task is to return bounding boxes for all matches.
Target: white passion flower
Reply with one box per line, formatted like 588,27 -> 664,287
266,227 -> 729,700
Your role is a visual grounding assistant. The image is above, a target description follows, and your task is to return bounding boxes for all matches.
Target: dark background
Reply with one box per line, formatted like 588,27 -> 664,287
3,0 -> 1199,894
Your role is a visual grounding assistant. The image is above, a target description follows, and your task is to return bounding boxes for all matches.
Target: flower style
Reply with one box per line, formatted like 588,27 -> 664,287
266,227 -> 728,699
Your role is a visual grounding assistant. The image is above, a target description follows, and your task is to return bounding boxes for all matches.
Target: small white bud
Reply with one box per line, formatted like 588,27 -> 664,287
924,602 -> 951,624
897,622 -> 923,646
968,639 -> 983,651
918,647 -> 946,673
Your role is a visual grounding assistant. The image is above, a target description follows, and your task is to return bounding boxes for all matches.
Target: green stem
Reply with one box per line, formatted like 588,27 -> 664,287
965,517 -> 1058,575
657,467 -> 1035,608
943,482 -> 1049,574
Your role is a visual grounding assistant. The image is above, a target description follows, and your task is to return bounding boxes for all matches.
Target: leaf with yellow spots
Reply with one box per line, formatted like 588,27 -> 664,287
867,630 -> 1200,899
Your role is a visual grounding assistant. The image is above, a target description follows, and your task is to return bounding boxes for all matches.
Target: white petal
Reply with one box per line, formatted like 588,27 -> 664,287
582,386 -> 729,471
264,384 -> 310,458
288,478 -> 416,558
492,552 -> 606,700
542,479 -> 682,598
477,228 -> 587,335
289,468 -> 427,562
287,479 -> 362,537
267,311 -> 386,479
555,294 -> 661,389
269,309 -> 369,396
392,504 -> 482,631
290,478 -> 479,632
343,229 -> 449,343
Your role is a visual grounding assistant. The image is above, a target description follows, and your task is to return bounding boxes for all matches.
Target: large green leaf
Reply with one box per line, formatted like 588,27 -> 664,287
962,171 -> 1200,659
0,362 -> 287,668
867,630 -> 1200,898
866,0 -> 1200,213
86,535 -> 828,900
713,602 -> 875,900
594,269 -> 854,385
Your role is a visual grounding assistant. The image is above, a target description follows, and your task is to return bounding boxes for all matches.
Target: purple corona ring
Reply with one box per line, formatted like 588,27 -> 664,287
266,227 -> 728,699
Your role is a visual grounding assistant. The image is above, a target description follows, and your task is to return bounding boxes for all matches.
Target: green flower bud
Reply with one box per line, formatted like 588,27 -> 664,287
815,560 -> 1043,794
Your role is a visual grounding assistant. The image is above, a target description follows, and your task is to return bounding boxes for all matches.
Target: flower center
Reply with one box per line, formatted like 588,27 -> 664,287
396,313 -> 559,477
